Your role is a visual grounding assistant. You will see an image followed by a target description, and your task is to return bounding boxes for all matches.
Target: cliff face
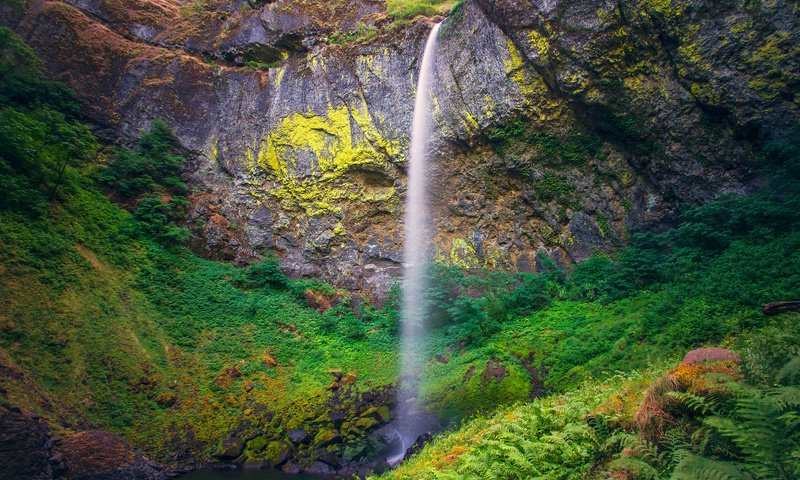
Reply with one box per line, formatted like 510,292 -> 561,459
5,0 -> 798,294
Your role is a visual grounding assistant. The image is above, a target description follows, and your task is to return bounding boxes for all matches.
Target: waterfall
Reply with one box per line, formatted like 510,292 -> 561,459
391,22 -> 441,466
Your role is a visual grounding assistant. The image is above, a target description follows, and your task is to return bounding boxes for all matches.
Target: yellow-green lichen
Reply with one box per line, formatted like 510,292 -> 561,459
745,31 -> 797,100
527,30 -> 550,59
642,0 -> 686,19
272,66 -> 287,90
250,101 -> 403,216
450,238 -> 480,269
503,39 -> 558,120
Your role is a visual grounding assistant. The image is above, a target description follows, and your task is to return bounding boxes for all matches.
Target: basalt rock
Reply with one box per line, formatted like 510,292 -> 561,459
4,0 -> 798,298
60,430 -> 166,480
0,406 -> 55,480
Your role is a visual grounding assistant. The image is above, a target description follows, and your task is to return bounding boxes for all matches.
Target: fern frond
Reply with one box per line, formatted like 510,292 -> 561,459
776,357 -> 800,386
671,453 -> 753,480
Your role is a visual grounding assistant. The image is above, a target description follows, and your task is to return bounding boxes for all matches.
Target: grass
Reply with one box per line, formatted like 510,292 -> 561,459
385,0 -> 458,20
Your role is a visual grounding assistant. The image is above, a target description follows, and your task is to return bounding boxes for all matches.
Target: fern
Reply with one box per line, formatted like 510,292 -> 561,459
665,360 -> 800,480
667,391 -> 720,416
776,356 -> 800,385
671,453 -> 753,480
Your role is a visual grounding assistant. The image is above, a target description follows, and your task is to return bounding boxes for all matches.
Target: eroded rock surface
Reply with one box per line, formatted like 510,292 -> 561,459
5,0 -> 798,295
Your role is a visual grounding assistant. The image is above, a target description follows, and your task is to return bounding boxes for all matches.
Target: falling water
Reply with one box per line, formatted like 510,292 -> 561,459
391,22 -> 442,465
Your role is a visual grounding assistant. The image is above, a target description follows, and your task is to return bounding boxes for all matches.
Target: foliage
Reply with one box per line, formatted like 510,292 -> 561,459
385,0 -> 456,20
329,22 -> 378,45
0,27 -> 97,213
244,60 -> 281,71
0,34 -> 398,463
379,371 -> 657,480
97,120 -> 190,244
98,120 -> 186,199
241,256 -> 289,290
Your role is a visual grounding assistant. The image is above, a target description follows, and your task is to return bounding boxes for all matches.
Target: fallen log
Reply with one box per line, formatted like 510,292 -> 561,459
762,301 -> 800,316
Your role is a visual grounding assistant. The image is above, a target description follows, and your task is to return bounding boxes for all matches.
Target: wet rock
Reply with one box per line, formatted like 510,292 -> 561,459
316,449 -> 340,468
280,462 -> 301,474
404,432 -> 432,460
305,461 -> 334,476
243,460 -> 265,469
287,429 -> 309,444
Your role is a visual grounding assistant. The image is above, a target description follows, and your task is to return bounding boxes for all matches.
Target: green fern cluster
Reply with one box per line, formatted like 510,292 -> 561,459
378,371 -> 655,480
610,358 -> 800,480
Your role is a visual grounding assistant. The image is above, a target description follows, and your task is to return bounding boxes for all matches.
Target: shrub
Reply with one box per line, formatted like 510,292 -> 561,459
98,120 -> 186,199
243,256 -> 289,289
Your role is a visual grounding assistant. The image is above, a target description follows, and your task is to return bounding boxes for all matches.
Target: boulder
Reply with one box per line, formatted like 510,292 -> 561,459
359,405 -> 391,423
281,462 -> 301,474
219,436 -> 246,459
287,429 -> 309,444
311,429 -> 341,448
682,348 -> 740,365
263,441 -> 292,468
60,430 -> 165,480
305,461 -> 334,476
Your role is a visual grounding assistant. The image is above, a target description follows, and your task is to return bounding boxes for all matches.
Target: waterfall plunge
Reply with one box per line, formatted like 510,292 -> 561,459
391,22 -> 442,465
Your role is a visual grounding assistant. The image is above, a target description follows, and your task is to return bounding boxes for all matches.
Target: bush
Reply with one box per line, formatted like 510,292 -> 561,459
98,120 -> 186,199
244,256 -> 289,289
0,28 -> 97,213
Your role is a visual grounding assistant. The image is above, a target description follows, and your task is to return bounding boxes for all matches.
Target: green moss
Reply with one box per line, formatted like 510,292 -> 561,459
534,172 -> 575,203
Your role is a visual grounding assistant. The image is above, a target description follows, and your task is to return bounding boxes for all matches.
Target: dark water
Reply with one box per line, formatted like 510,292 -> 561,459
179,469 -> 321,480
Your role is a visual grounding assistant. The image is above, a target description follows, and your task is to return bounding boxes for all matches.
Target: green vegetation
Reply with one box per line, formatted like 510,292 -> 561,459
0,28 -> 397,462
412,125 -> 800,418
329,22 -> 379,45
371,114 -> 800,478
244,60 -> 281,71
385,0 -> 457,20
2,20 -> 799,480
380,320 -> 800,479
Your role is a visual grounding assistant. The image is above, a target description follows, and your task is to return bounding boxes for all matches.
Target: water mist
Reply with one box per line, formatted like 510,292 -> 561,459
390,22 -> 441,465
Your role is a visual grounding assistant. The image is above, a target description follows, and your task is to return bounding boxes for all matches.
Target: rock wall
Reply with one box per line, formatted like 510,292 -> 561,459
5,0 -> 798,295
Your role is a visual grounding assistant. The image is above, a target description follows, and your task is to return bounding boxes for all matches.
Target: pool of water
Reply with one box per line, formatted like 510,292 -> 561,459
178,468 -> 321,480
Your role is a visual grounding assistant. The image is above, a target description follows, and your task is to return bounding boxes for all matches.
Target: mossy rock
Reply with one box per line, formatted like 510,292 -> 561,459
218,437 -> 245,459
342,443 -> 367,461
354,417 -> 379,430
247,435 -> 268,453
264,441 -> 292,468
311,429 -> 341,448
359,405 -> 391,423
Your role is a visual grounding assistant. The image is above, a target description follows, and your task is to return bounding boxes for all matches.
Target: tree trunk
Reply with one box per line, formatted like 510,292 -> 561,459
762,301 -> 800,316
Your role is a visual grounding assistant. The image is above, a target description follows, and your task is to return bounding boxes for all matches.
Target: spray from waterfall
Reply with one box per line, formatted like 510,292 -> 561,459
391,22 -> 441,465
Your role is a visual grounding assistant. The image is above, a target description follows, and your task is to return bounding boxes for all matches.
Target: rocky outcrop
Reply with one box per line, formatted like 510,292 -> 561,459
0,404 -> 167,480
215,381 -> 397,476
0,405 -> 57,480
5,0 -> 798,296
